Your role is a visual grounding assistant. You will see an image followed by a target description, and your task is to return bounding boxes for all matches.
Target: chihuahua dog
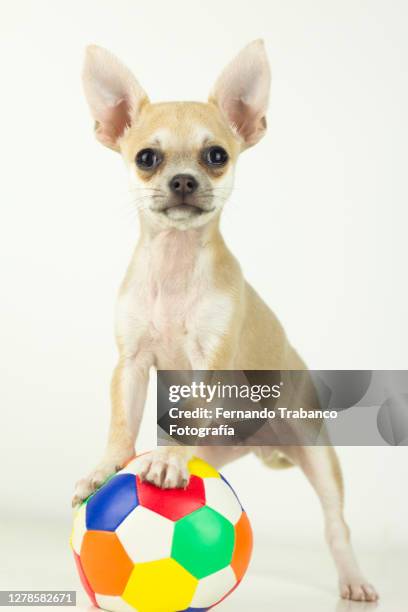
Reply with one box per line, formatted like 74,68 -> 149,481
73,41 -> 378,602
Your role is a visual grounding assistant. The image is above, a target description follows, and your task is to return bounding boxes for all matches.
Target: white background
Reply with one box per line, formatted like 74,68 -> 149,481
0,1 -> 407,610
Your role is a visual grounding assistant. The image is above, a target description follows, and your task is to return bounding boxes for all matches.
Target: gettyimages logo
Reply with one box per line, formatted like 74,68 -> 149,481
157,370 -> 408,447
168,380 -> 283,404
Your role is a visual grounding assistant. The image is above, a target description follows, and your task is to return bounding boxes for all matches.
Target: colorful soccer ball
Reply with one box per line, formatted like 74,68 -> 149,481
71,455 -> 253,612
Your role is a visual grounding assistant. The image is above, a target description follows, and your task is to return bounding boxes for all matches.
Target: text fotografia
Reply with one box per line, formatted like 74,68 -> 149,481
168,407 -> 338,438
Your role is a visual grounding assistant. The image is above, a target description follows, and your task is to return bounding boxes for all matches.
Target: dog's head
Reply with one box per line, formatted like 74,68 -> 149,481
83,41 -> 271,230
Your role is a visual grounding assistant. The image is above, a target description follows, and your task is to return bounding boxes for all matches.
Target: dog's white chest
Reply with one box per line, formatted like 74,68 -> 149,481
116,230 -> 232,369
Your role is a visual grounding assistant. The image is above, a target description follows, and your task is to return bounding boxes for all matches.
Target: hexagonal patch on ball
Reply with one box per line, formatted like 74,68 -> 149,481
136,474 -> 205,521
86,474 -> 139,531
116,505 -> 174,563
80,530 -> 134,595
122,558 -> 198,611
172,506 -> 234,579
190,564 -> 237,608
95,593 -> 136,612
203,477 -> 242,525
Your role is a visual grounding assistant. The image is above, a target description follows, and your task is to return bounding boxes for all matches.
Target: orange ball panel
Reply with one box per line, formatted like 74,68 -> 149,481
231,512 -> 253,581
80,530 -> 134,595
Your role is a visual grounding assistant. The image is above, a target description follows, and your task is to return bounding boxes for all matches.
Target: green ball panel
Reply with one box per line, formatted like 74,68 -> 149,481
171,506 -> 234,579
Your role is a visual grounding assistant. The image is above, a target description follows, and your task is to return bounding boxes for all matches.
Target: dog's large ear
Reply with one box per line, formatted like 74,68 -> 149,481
210,40 -> 271,148
83,45 -> 149,151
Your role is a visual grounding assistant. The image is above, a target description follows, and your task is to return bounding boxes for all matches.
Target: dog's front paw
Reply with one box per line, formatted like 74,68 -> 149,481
134,449 -> 190,489
339,576 -> 379,602
72,455 -> 131,508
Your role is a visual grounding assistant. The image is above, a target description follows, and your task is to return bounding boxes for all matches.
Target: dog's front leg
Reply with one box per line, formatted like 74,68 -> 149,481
72,355 -> 150,506
132,369 -> 200,489
134,332 -> 236,489
133,446 -> 193,489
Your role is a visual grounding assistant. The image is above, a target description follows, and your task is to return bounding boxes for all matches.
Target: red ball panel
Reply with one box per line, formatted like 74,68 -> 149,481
73,551 -> 98,608
136,474 -> 205,521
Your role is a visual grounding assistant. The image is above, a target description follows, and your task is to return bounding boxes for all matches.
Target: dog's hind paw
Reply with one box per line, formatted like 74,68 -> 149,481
339,577 -> 379,602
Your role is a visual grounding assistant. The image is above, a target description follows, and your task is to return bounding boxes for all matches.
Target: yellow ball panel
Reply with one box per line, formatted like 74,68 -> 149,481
123,558 -> 198,612
188,457 -> 220,479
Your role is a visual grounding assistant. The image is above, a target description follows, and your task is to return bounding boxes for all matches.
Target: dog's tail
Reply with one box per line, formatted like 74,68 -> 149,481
255,448 -> 295,469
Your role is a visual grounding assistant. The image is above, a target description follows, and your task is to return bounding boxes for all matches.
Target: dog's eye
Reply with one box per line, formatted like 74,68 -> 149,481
136,148 -> 162,170
203,146 -> 229,167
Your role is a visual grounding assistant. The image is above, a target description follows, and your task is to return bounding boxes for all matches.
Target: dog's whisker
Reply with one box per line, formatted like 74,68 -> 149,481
128,186 -> 164,191
130,199 -> 153,212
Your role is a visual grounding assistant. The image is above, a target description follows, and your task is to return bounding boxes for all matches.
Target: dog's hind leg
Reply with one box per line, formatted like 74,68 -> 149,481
282,445 -> 378,602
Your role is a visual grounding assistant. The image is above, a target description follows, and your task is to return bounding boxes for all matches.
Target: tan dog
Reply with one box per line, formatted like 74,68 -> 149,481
73,41 -> 378,602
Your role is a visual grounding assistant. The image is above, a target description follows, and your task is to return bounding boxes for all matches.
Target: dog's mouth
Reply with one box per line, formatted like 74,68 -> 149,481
156,200 -> 215,218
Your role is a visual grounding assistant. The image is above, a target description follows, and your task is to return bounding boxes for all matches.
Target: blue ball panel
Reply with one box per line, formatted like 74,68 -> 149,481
86,473 -> 138,531
178,608 -> 208,612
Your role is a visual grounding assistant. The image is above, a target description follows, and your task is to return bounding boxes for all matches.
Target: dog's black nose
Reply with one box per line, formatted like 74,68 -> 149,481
169,174 -> 198,196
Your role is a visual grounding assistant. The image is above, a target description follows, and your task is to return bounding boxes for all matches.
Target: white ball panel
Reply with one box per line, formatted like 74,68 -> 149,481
116,505 -> 174,563
204,477 -> 242,524
191,565 -> 236,608
95,594 -> 137,612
